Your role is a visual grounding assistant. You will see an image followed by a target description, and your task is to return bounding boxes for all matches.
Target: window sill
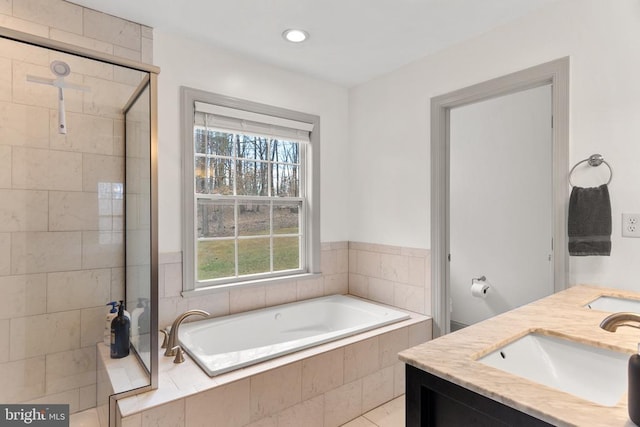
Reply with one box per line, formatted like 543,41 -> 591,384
181,272 -> 322,298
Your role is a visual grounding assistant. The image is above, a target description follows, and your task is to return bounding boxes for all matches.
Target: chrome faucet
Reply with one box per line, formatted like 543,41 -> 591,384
164,309 -> 210,357
600,312 -> 640,332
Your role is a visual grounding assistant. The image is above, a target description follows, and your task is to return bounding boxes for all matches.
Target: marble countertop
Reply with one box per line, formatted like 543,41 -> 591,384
399,285 -> 640,427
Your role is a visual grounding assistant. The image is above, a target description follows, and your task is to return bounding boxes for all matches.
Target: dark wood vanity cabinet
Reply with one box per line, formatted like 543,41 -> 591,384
405,364 -> 554,427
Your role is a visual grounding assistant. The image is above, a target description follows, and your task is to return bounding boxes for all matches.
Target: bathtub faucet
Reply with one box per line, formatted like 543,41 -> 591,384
164,309 -> 210,357
599,312 -> 640,332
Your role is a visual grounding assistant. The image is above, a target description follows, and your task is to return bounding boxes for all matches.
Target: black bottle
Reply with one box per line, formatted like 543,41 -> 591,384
110,300 -> 130,359
629,344 -> 640,425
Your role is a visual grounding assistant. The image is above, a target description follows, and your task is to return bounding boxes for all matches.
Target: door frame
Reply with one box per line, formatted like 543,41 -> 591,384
430,57 -> 570,337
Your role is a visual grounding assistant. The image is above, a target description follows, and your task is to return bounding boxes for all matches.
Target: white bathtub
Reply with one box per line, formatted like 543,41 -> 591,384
178,294 -> 411,377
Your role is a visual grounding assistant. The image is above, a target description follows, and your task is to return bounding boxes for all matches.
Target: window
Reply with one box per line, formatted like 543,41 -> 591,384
181,88 -> 320,292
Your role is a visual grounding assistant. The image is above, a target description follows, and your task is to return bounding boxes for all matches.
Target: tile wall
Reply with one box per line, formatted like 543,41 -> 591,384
158,242 -> 349,328
349,242 -> 431,315
0,0 -> 153,414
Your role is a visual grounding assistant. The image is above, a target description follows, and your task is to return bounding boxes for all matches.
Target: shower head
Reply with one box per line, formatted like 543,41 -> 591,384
50,60 -> 70,78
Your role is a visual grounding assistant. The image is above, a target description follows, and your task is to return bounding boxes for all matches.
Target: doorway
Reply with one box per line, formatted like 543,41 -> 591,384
430,58 -> 570,337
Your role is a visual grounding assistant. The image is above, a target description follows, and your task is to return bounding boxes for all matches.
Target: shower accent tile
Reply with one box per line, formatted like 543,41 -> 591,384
0,56 -> 10,101
361,365 -> 394,413
12,147 -> 82,191
185,379 -> 250,427
0,189 -> 48,232
11,231 -> 82,274
0,145 -> 10,188
277,394 -> 324,427
81,231 -> 124,269
0,274 -> 47,319
301,348 -> 344,400
0,13 -> 49,38
83,8 -> 141,51
49,29 -> 114,55
47,269 -> 111,312
0,356 -> 46,402
80,306 -> 106,347
344,337 -> 380,383
0,233 -> 9,276
250,362 -> 302,420
13,0 -> 83,35
0,102 -> 49,147
45,347 -> 96,394
10,310 -> 80,360
323,379 -> 362,427
49,191 -> 99,231
82,154 -> 124,192
230,286 -> 266,314
0,319 -> 9,363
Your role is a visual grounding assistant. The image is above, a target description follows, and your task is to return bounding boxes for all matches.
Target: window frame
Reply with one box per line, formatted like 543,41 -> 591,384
181,87 -> 321,294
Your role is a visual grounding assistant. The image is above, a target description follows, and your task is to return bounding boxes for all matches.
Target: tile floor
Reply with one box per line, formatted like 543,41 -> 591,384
341,395 -> 404,427
68,395 -> 405,426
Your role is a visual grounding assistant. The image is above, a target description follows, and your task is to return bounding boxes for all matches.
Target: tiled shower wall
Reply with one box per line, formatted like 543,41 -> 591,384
0,0 -> 153,414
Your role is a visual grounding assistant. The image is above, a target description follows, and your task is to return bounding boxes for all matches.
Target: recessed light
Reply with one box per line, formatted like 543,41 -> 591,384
282,29 -> 309,43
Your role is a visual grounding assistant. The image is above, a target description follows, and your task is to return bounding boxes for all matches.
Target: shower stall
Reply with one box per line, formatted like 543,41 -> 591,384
0,27 -> 158,420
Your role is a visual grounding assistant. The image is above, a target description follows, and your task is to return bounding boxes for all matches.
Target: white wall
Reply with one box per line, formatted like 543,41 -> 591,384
154,30 -> 350,252
349,0 -> 640,291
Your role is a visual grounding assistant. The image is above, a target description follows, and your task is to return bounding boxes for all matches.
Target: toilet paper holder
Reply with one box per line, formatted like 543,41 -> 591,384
472,276 -> 487,285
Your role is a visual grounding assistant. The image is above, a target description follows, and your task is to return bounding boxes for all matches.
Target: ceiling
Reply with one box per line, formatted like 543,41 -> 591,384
68,0 -> 559,87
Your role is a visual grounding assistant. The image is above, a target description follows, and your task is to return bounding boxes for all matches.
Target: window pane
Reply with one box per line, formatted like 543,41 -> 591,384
197,200 -> 234,238
237,135 -> 268,160
236,160 -> 268,196
198,240 -> 235,280
238,203 -> 270,236
195,156 -> 233,195
238,238 -> 270,275
271,140 -> 299,164
274,203 -> 300,234
273,236 -> 300,271
272,163 -> 299,197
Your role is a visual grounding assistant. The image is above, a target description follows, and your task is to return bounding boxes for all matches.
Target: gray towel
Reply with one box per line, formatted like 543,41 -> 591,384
568,184 -> 611,256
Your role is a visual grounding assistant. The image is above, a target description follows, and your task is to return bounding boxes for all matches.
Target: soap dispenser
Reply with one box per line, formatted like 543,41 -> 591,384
110,301 -> 130,359
104,301 -> 118,346
630,343 -> 640,425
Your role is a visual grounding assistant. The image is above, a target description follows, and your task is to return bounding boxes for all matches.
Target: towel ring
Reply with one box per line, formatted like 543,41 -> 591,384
568,154 -> 612,187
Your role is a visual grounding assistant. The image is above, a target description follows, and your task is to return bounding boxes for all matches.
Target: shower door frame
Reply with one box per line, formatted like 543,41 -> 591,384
0,23 -> 160,414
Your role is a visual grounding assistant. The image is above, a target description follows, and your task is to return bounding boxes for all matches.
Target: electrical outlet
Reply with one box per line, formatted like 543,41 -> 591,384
622,213 -> 640,238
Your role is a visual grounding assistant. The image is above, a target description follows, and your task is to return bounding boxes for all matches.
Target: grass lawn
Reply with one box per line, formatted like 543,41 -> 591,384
198,230 -> 299,281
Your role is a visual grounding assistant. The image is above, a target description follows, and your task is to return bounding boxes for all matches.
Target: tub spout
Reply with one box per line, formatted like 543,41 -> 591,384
165,309 -> 209,357
599,312 -> 640,332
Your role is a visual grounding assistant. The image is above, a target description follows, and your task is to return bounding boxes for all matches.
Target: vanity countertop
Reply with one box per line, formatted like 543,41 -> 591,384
399,285 -> 640,427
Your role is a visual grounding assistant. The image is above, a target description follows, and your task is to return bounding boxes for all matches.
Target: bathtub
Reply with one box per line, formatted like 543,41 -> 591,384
178,294 -> 411,377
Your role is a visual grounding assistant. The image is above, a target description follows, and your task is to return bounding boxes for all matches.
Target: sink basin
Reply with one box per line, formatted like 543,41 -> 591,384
477,332 -> 628,406
585,296 -> 640,313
